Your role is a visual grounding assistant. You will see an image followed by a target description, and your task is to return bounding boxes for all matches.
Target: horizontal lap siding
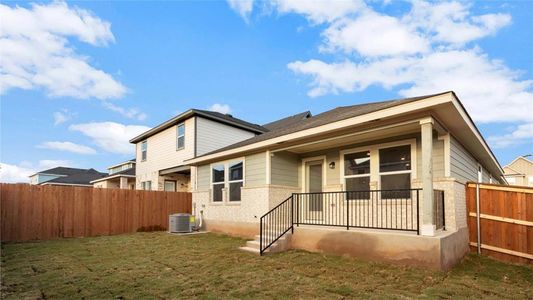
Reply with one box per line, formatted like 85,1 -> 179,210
0,184 -> 192,242
196,117 -> 256,156
245,152 -> 266,187
271,151 -> 299,187
450,136 -> 478,183
196,165 -> 210,190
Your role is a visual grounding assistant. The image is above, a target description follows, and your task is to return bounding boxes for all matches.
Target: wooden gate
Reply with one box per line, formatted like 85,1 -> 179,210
466,183 -> 533,264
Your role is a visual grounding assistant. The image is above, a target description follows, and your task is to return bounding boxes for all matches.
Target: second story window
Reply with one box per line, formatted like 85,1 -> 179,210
176,123 -> 185,150
141,141 -> 147,161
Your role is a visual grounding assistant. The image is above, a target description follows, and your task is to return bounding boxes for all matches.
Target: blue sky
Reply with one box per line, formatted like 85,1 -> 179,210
1,0 -> 532,182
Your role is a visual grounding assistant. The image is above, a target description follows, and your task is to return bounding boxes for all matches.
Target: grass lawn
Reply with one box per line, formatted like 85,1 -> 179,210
1,232 -> 532,299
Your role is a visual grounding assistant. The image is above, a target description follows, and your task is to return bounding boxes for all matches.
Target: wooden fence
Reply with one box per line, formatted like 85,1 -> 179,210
466,182 -> 533,265
0,183 -> 192,242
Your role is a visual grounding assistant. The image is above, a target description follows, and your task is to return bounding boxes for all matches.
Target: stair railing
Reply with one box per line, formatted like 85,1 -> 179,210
259,195 -> 293,255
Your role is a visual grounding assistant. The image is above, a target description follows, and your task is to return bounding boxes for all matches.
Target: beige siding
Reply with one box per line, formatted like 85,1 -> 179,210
135,117 -> 196,190
197,165 -> 210,190
196,117 -> 256,156
245,152 -> 266,187
508,157 -> 533,175
271,151 -> 299,187
450,136 -> 478,184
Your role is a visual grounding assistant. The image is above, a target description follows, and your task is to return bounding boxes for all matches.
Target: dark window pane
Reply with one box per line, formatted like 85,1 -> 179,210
381,173 -> 411,198
229,161 -> 243,181
213,184 -> 223,202
212,165 -> 225,183
379,145 -> 411,172
345,177 -> 370,200
344,151 -> 370,176
229,182 -> 242,201
177,136 -> 185,149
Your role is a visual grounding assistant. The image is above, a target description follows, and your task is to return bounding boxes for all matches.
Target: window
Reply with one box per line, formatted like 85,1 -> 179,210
176,123 -> 185,150
228,161 -> 243,201
141,181 -> 151,190
379,145 -> 411,198
343,151 -> 370,199
164,180 -> 176,192
211,160 -> 245,203
212,164 -> 225,202
141,141 -> 147,161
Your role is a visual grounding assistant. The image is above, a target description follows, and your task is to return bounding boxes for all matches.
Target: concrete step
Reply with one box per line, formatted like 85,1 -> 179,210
246,240 -> 260,250
238,246 -> 260,255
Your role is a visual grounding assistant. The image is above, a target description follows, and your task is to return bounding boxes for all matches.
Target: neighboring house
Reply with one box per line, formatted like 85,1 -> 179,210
186,91 -> 505,270
91,159 -> 136,189
503,156 -> 533,186
29,167 -> 107,187
129,109 -> 267,192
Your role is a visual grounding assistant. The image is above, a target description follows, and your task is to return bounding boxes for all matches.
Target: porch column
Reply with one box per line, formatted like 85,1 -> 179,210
420,117 -> 435,236
120,177 -> 128,189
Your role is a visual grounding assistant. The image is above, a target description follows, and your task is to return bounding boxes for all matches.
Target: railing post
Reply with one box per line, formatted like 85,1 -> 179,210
296,194 -> 299,227
346,192 -> 349,230
291,195 -> 294,234
441,190 -> 445,231
259,216 -> 263,256
416,189 -> 420,235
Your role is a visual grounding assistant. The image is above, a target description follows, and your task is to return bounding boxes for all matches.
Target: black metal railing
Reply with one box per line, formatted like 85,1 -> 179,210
259,195 -> 293,255
294,189 -> 420,233
434,189 -> 445,230
259,189 -> 445,254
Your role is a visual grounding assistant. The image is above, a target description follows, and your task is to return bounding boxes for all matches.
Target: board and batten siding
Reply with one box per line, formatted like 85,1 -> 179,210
271,151 -> 299,187
195,117 -> 256,156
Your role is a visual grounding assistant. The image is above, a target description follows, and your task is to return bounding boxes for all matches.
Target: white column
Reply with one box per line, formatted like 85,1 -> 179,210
120,176 -> 128,189
420,117 -> 435,236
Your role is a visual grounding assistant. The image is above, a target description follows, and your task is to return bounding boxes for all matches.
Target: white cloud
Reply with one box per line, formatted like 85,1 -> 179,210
0,160 -> 72,183
488,123 -> 533,148
53,109 -> 75,125
271,0 -> 363,23
102,102 -> 147,121
37,141 -> 97,154
69,122 -> 150,154
0,1 -> 126,99
208,103 -> 232,114
227,0 -> 254,21
321,11 -> 429,57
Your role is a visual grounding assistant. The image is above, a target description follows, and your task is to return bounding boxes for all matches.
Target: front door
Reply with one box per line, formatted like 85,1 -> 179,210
164,180 -> 176,192
306,161 -> 323,213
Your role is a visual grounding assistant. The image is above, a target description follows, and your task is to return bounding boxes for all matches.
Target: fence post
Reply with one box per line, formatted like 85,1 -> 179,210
476,183 -> 481,254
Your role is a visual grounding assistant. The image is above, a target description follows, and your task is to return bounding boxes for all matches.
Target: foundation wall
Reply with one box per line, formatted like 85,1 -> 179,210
290,226 -> 469,270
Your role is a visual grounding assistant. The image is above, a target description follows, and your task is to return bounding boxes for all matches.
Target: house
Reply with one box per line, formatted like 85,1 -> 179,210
129,109 -> 267,191
503,156 -> 533,186
29,167 -> 107,187
186,91 -> 505,270
91,159 -> 136,189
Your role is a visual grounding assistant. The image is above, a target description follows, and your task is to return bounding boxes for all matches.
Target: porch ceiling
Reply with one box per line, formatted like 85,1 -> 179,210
274,122 -> 421,154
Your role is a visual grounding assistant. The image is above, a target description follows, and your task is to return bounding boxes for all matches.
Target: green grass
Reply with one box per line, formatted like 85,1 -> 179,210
1,232 -> 532,299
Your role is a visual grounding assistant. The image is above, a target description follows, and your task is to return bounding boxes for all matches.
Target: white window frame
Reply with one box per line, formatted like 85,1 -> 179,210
141,141 -> 147,161
210,157 -> 246,204
377,144 -> 414,191
340,139 -> 417,192
176,123 -> 185,150
227,160 -> 244,202
211,164 -> 225,203
141,181 -> 151,190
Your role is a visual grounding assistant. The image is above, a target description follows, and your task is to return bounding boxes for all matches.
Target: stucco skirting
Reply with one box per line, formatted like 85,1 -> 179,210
203,219 -> 258,239
290,226 -> 469,271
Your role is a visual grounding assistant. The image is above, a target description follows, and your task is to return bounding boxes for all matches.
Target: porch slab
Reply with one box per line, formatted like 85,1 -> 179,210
290,225 -> 469,271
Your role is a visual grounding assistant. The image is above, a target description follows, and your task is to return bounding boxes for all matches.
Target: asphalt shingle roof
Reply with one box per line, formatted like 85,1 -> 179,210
198,92 -> 450,157
45,168 -> 107,185
262,111 -> 311,131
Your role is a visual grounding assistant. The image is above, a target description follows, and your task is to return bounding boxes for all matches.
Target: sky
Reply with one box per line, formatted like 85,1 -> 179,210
1,0 -> 532,183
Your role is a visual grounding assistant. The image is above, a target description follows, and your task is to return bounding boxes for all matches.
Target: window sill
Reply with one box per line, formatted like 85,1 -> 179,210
176,147 -> 185,151
209,202 -> 224,206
